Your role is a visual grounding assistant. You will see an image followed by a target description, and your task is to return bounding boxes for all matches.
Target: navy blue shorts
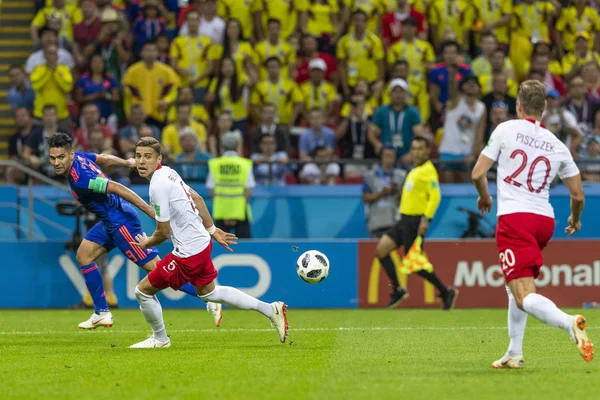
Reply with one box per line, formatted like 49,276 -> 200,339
85,221 -> 159,267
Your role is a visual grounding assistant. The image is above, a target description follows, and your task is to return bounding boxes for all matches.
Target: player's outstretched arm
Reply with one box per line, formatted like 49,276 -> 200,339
471,154 -> 495,214
189,188 -> 237,252
563,174 -> 585,235
107,181 -> 155,219
95,154 -> 136,169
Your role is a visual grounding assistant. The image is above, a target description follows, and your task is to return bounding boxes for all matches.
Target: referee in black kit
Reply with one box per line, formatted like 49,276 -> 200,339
374,136 -> 458,309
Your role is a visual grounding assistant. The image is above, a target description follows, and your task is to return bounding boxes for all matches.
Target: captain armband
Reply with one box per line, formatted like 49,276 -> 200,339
88,177 -> 109,194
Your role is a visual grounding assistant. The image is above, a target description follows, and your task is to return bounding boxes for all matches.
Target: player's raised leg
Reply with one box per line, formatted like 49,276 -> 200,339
492,285 -> 527,369
75,236 -> 113,329
374,234 -> 408,308
130,275 -> 170,349
510,277 -> 593,362
196,281 -> 288,343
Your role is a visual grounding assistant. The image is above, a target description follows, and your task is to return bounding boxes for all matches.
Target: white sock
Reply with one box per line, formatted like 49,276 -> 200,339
200,286 -> 273,318
135,286 -> 168,342
506,286 -> 527,357
522,293 -> 572,334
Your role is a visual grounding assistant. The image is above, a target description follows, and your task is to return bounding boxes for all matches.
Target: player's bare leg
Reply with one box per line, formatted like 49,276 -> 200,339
76,240 -> 113,329
130,276 -> 171,349
375,234 -> 408,308
196,281 -> 289,343
508,277 -> 593,363
492,285 -> 527,369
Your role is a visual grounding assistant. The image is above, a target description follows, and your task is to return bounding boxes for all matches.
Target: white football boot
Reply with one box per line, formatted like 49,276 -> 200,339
78,312 -> 113,329
572,315 -> 594,362
491,354 -> 524,369
270,301 -> 289,343
207,302 -> 223,327
130,335 -> 171,349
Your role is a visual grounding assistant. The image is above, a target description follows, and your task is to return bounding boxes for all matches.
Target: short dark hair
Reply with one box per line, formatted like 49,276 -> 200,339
47,132 -> 73,149
267,18 -> 281,26
393,60 -> 409,68
481,32 -> 496,42
135,137 -> 162,155
353,9 -> 368,19
440,40 -> 460,53
43,104 -> 57,113
38,26 -> 58,38
8,64 -> 23,73
264,56 -> 282,67
142,38 -> 157,48
412,136 -> 430,148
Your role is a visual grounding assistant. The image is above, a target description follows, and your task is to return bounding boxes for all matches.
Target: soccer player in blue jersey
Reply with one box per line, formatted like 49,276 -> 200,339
47,133 -> 205,329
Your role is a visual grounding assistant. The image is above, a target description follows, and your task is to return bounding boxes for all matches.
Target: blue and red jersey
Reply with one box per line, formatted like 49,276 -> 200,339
428,63 -> 472,104
67,152 -> 134,228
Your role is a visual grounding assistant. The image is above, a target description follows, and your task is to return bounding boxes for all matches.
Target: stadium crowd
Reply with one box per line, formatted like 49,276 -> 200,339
6,0 -> 600,186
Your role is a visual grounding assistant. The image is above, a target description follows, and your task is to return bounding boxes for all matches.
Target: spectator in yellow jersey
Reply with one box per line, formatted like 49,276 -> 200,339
30,45 -> 73,124
207,57 -> 253,135
556,0 -> 600,55
337,10 -> 385,99
382,60 -> 430,124
386,17 -> 435,84
477,49 -> 518,97
218,0 -> 262,40
255,19 -> 297,80
342,0 -> 386,34
31,0 -> 82,43
562,32 -> 600,81
470,0 -> 512,48
161,103 -> 208,157
169,10 -> 215,103
259,0 -> 309,40
512,0 -> 560,44
340,78 -> 379,118
427,0 -> 474,50
209,19 -> 259,83
166,86 -> 211,133
121,40 -> 180,129
251,57 -> 304,129
300,58 -> 339,119
306,0 -> 342,50
471,33 -> 515,80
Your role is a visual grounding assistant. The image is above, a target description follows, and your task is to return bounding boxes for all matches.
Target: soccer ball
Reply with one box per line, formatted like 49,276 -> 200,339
296,250 -> 330,284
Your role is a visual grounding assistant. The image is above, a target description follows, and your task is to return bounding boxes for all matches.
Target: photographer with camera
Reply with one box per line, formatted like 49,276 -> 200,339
362,146 -> 406,238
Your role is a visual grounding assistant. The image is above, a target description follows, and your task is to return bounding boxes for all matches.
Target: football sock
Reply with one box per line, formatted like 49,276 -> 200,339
416,270 -> 449,297
80,263 -> 109,314
378,255 -> 402,290
200,286 -> 273,318
506,286 -> 527,357
179,282 -> 199,297
135,286 -> 168,342
522,293 -> 572,334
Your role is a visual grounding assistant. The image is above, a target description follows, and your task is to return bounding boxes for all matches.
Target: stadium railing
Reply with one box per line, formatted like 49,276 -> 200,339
0,160 -> 71,240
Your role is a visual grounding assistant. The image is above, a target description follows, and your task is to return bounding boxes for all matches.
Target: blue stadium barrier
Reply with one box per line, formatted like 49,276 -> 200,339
3,183 -> 600,240
0,241 -> 358,309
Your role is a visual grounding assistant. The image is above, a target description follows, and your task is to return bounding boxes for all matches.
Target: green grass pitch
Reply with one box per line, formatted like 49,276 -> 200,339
1,309 -> 599,399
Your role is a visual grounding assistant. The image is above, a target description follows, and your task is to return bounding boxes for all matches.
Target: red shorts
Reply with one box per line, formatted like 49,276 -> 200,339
148,242 -> 217,290
496,213 -> 555,283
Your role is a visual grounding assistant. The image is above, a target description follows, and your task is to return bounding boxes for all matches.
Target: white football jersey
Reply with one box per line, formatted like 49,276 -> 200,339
481,118 -> 580,218
149,166 -> 211,258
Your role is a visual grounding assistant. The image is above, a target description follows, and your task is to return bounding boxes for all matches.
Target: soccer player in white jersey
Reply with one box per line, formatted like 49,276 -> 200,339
471,80 -> 593,368
128,138 -> 288,348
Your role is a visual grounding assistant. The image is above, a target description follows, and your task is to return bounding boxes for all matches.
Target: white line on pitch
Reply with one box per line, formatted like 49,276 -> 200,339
0,326 -> 592,335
